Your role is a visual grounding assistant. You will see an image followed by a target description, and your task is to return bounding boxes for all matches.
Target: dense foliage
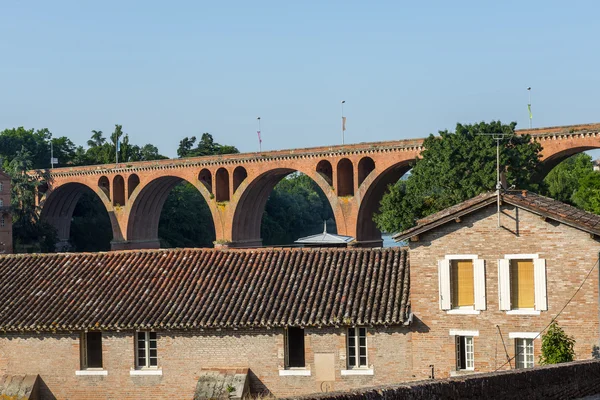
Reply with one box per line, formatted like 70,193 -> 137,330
373,121 -> 544,233
544,153 -> 600,213
539,321 -> 576,365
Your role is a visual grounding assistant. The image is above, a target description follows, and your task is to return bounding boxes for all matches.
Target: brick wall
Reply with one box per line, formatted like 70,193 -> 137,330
287,359 -> 600,400
408,203 -> 600,380
0,326 -> 412,398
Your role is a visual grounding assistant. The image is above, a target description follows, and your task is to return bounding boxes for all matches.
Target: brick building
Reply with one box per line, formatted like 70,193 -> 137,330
0,170 -> 11,254
0,247 -> 411,399
394,190 -> 600,379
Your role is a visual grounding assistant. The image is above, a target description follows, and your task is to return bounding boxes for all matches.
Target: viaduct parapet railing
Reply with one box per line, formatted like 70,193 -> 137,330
34,122 -> 600,251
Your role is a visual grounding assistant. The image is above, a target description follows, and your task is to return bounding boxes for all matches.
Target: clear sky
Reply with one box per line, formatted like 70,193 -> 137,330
1,1 -> 599,158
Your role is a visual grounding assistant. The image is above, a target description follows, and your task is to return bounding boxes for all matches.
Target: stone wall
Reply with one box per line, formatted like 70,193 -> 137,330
286,359 -> 600,400
0,326 -> 412,399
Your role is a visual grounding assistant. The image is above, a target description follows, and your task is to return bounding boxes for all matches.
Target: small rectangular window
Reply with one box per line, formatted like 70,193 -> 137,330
515,338 -> 534,369
510,260 -> 535,309
81,332 -> 103,369
0,217 -> 4,227
456,336 -> 474,370
136,331 -> 158,368
284,327 -> 305,368
347,327 -> 368,369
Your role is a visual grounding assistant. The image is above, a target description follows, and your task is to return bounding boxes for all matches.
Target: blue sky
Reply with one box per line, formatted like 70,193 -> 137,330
1,1 -> 599,158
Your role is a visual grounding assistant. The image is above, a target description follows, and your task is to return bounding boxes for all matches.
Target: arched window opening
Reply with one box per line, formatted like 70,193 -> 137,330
337,158 -> 354,196
198,169 -> 213,193
113,175 -> 125,207
358,157 -> 375,186
215,168 -> 230,202
128,174 -> 140,199
233,166 -> 248,193
316,160 -> 333,186
98,176 -> 110,200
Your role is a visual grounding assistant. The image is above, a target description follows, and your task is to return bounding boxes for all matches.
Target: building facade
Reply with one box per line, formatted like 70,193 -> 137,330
0,247 -> 412,398
395,190 -> 600,379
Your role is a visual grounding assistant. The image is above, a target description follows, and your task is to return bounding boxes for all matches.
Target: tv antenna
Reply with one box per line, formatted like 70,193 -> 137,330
478,131 -> 514,228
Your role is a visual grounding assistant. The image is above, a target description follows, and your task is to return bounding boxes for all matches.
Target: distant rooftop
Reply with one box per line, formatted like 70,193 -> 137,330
294,222 -> 355,246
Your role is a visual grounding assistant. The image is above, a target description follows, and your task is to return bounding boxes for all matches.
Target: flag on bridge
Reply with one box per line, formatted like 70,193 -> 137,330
257,130 -> 262,144
342,116 -> 347,132
528,104 -> 532,120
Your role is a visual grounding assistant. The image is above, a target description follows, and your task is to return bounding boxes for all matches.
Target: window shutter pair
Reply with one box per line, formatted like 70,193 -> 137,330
438,260 -> 486,311
497,259 -> 547,311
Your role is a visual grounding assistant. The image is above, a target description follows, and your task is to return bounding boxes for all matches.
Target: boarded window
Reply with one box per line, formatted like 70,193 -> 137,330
285,327 -> 305,368
451,260 -> 474,307
510,260 -> 535,309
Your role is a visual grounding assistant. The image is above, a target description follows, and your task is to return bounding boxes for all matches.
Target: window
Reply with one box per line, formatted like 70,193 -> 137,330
498,256 -> 547,311
81,332 -> 103,369
438,256 -> 486,311
0,182 -> 3,192
0,199 -> 3,207
0,217 -> 4,228
284,327 -> 305,368
515,338 -> 534,369
456,336 -> 474,371
347,327 -> 367,369
136,331 -> 158,368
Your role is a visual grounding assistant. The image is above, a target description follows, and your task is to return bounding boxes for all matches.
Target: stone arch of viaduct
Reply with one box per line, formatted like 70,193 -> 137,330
37,123 -> 600,251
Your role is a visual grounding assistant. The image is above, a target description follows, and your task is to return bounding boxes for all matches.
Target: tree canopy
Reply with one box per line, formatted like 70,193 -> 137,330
373,121 -> 544,234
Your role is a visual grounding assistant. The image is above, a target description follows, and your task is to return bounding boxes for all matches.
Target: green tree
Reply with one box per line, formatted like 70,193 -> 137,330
177,133 -> 239,157
374,121 -> 543,233
6,146 -> 57,252
539,321 -> 575,365
544,154 -> 593,204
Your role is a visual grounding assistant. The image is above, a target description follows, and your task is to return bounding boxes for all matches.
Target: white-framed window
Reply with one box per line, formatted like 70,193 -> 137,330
455,335 -> 475,371
515,338 -> 534,369
438,255 -> 486,311
347,327 -> 368,369
498,255 -> 547,312
136,331 -> 158,369
284,327 -> 305,368
81,332 -> 103,369
0,182 -> 3,192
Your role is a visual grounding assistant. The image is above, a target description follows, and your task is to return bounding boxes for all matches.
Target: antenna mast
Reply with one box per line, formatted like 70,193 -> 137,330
479,132 -> 511,228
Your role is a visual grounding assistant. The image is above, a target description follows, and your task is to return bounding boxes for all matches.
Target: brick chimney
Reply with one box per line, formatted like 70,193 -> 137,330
0,169 -> 13,254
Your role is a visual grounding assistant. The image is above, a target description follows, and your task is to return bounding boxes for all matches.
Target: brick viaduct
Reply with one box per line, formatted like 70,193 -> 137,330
36,123 -> 600,251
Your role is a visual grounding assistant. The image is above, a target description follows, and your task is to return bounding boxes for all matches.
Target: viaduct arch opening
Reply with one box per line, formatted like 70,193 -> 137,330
540,146 -> 600,179
232,169 -> 337,247
127,176 -> 216,248
40,182 -> 114,251
356,161 -> 413,244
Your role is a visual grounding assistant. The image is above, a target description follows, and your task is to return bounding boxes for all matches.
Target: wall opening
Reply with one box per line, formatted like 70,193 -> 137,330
358,157 -> 375,186
98,176 -> 110,200
69,189 -> 113,252
198,168 -> 212,193
316,160 -> 333,186
233,166 -> 248,193
113,175 -> 125,206
337,158 -> 354,196
215,168 -> 230,202
128,174 -> 140,199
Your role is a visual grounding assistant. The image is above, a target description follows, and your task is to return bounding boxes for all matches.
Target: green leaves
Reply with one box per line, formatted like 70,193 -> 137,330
373,121 -> 543,234
539,321 -> 575,365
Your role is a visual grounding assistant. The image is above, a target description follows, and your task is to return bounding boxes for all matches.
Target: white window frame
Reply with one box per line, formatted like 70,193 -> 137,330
439,255 -> 486,313
455,335 -> 475,371
346,327 -> 368,369
514,337 -> 535,369
498,254 -> 547,313
135,331 -> 158,369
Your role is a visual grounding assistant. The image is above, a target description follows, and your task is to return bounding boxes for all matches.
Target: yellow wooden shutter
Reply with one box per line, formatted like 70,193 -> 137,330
510,260 -> 534,309
451,260 -> 474,307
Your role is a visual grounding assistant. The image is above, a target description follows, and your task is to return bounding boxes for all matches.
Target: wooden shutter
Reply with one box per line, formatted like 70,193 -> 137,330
498,259 -> 511,310
438,260 -> 451,310
452,260 -> 474,307
534,258 -> 547,311
473,259 -> 486,310
511,260 -> 534,309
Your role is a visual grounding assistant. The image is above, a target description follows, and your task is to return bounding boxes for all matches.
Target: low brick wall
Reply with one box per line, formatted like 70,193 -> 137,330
287,359 -> 600,400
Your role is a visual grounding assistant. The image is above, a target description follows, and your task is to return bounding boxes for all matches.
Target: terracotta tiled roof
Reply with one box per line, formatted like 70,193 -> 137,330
0,247 -> 410,332
394,190 -> 600,241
